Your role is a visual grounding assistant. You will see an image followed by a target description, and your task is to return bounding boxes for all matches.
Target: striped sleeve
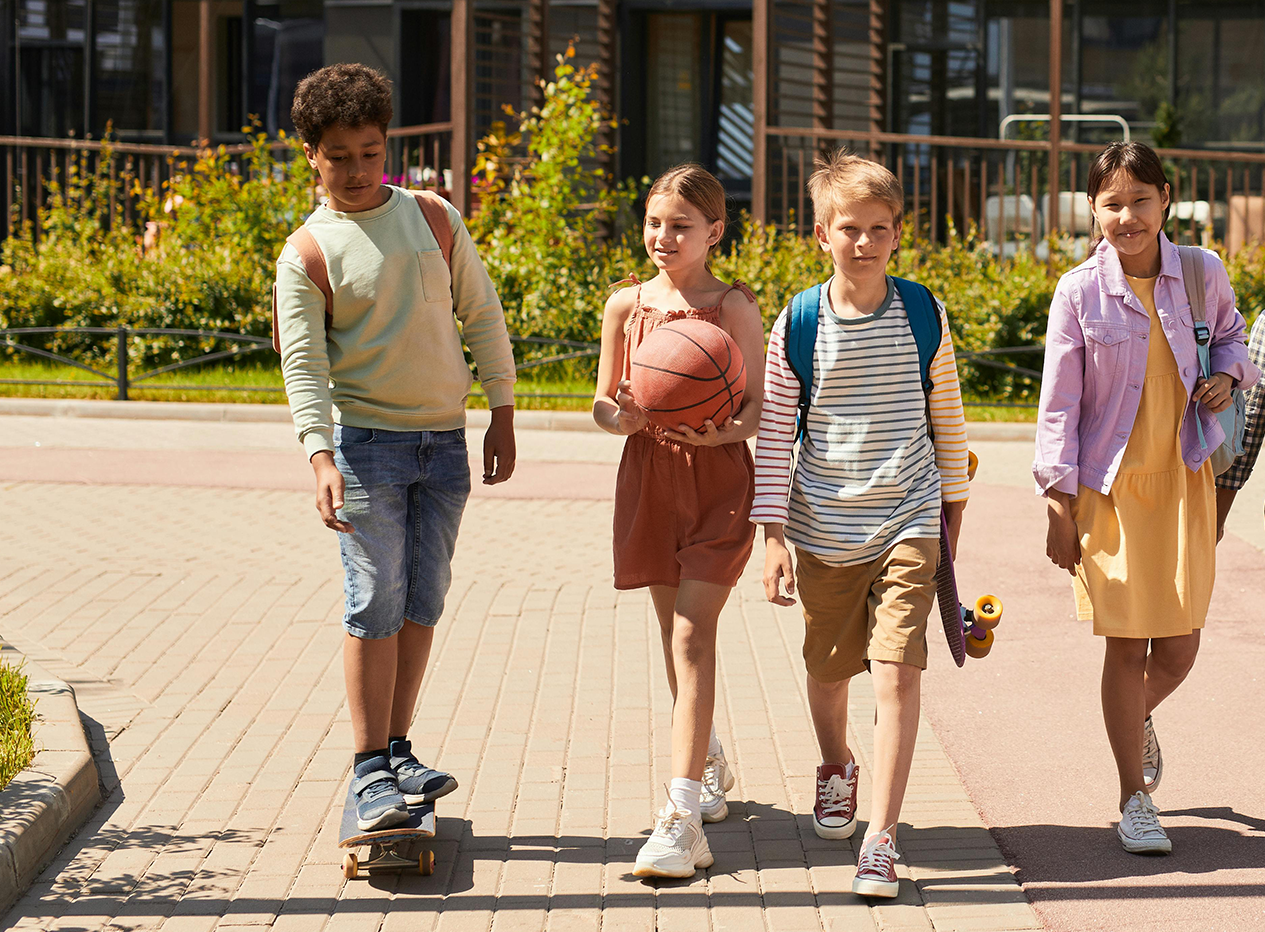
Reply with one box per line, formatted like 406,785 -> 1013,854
751,308 -> 800,525
928,301 -> 970,502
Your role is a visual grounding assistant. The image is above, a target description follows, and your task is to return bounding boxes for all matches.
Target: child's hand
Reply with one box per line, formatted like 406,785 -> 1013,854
762,530 -> 797,606
663,418 -> 736,446
1194,372 -> 1234,413
615,380 -> 649,435
311,452 -> 355,533
483,405 -> 516,485
1045,494 -> 1080,576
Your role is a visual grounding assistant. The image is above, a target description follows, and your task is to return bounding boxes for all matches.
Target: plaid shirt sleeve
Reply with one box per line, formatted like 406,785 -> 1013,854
1216,314 -> 1265,491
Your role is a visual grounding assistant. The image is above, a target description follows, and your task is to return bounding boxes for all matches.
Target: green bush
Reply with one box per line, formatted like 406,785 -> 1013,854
0,660 -> 35,791
5,56 -> 1265,405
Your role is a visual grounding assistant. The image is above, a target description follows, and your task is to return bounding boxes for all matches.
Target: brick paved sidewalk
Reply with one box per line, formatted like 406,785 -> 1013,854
0,423 -> 1039,931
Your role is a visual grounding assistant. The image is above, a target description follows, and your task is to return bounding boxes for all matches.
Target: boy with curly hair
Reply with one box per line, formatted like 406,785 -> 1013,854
277,63 -> 517,829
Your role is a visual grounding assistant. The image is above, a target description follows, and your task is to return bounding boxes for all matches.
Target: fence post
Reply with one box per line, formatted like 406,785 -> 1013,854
116,327 -> 129,400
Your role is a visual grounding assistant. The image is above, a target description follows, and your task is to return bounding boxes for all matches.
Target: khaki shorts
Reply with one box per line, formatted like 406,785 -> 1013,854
795,538 -> 940,681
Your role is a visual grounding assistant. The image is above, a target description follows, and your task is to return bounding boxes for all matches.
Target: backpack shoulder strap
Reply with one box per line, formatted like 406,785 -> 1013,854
785,283 -> 824,442
413,191 -> 454,267
1177,244 -> 1209,329
273,226 -> 333,353
891,277 -> 941,394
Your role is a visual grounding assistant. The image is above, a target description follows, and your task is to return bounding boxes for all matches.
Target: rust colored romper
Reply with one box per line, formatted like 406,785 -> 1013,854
612,279 -> 757,590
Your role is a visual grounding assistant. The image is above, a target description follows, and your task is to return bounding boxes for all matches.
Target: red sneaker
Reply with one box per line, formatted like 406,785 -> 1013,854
852,829 -> 900,898
813,762 -> 858,839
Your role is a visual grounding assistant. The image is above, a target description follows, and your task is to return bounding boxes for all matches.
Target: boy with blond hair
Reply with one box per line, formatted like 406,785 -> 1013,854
276,63 -> 517,830
752,150 -> 969,896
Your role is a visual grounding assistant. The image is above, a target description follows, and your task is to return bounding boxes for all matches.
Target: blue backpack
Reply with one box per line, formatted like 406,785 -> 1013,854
784,277 -> 942,443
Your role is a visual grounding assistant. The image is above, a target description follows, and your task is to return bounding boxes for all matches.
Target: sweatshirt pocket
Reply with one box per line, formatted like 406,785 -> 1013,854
419,250 -> 452,303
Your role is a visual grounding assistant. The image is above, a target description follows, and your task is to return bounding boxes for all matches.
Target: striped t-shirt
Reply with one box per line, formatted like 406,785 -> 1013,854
750,276 -> 970,566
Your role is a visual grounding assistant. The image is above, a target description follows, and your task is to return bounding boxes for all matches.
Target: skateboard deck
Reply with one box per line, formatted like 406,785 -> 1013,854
935,510 -> 967,667
338,784 -> 437,878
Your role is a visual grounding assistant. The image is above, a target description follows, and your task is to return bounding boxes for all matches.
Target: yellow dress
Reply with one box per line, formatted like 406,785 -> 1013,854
1071,273 -> 1216,638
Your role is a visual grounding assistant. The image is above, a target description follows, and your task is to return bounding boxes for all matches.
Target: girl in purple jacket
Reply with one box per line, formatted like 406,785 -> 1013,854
1034,142 -> 1258,855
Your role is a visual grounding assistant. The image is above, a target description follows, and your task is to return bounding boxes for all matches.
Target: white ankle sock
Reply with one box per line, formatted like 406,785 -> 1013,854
708,724 -> 723,759
668,778 -> 703,818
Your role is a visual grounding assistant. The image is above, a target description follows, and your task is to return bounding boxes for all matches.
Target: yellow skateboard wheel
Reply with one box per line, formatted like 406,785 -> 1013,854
342,852 -> 358,879
420,850 -> 435,876
973,595 -> 1002,629
964,627 -> 994,659
967,450 -> 979,482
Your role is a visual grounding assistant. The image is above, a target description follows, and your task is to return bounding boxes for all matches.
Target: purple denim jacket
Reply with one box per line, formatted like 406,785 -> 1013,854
1034,234 -> 1260,497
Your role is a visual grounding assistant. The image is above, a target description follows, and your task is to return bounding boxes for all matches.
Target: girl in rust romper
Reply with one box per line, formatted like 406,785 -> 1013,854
593,165 -> 764,878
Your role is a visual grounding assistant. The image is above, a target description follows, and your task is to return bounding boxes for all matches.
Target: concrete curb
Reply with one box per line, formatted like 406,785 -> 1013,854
0,642 -> 100,916
0,397 -> 1037,438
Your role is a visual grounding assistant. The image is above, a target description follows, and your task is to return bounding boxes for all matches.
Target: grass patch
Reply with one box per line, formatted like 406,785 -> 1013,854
0,660 -> 35,791
0,359 -> 1036,419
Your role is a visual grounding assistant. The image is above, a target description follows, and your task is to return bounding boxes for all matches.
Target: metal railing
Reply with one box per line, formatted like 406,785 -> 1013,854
1,122 -> 455,245
765,127 -> 1265,256
0,327 -> 599,402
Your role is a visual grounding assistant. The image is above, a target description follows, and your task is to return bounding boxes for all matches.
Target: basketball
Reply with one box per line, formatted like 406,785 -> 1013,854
629,319 -> 746,432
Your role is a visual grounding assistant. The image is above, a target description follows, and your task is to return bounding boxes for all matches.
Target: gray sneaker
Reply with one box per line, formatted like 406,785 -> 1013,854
351,755 -> 409,831
389,738 -> 458,805
1142,716 -> 1163,793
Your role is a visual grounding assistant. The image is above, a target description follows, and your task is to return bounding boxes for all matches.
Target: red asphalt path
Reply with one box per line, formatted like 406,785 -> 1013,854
925,482 -> 1265,932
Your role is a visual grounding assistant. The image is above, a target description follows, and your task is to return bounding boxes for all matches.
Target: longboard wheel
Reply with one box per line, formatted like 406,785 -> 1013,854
973,595 -> 1002,629
964,626 -> 994,659
967,450 -> 979,482
342,852 -> 358,879
420,850 -> 435,876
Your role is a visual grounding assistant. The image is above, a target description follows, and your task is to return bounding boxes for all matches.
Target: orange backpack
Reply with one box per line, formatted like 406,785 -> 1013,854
271,190 -> 455,353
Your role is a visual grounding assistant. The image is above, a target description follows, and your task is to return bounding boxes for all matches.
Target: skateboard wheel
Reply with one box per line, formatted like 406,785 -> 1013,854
342,852 -> 358,879
964,627 -> 994,658
419,850 -> 435,876
967,450 -> 979,482
973,595 -> 1002,629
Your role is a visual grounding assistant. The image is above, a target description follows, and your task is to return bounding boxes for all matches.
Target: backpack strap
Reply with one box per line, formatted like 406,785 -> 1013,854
272,226 -> 333,353
784,283 -> 824,443
1178,244 -> 1213,450
413,190 -> 454,267
891,277 -> 941,394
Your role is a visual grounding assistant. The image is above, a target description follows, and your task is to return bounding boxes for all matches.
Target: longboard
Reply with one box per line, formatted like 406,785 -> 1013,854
935,452 -> 1003,666
338,783 -> 437,878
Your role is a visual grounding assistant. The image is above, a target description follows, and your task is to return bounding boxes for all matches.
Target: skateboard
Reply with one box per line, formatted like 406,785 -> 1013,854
338,784 -> 437,879
935,452 -> 1003,667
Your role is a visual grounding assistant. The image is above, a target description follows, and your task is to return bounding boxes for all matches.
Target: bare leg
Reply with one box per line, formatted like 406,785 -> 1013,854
867,660 -> 921,838
669,580 -> 732,781
1144,630 -> 1200,716
345,631 -> 399,752
390,622 -> 436,738
806,674 -> 853,766
650,585 -> 679,700
1102,636 -> 1149,809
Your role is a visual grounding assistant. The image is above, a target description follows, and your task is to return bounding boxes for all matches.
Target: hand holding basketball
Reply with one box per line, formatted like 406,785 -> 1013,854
662,416 -> 735,446
615,380 -> 649,435
629,319 -> 746,434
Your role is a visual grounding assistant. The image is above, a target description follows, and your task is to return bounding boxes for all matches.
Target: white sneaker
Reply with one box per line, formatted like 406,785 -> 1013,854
700,752 -> 736,823
1118,791 -> 1172,855
633,804 -> 714,878
1142,716 -> 1163,793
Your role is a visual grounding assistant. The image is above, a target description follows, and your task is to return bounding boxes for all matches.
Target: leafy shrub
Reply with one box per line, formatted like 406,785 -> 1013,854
0,660 -> 34,791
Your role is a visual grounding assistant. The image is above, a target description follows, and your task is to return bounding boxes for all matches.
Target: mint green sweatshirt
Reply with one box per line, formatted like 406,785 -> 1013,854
275,186 -> 516,458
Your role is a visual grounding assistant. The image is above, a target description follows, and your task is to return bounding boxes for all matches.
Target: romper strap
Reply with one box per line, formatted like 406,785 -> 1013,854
720,280 -> 757,305
608,272 -> 643,291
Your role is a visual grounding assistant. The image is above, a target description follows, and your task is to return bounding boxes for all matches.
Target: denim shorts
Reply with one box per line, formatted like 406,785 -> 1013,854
333,424 -> 471,639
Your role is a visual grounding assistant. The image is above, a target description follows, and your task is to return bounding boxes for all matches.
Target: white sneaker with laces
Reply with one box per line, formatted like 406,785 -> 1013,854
633,804 -> 714,878
852,829 -> 900,897
700,752 -> 736,823
1142,716 -> 1163,793
1118,791 -> 1172,855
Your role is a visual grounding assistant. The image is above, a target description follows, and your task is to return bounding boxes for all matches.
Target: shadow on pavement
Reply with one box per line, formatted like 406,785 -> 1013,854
995,821 -> 1265,885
